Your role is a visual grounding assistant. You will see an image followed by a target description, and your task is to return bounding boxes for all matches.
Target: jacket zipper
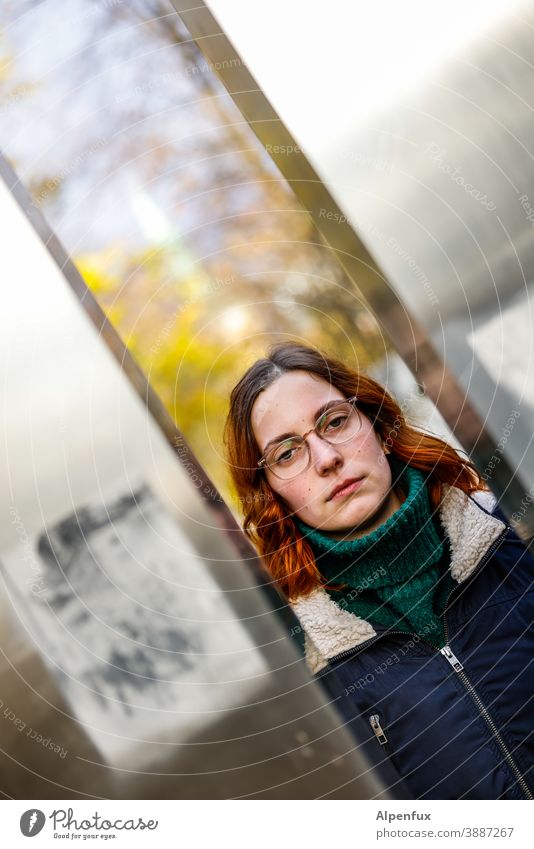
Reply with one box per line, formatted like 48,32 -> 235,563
439,644 -> 533,799
369,713 -> 388,744
441,529 -> 534,800
330,525 -> 534,799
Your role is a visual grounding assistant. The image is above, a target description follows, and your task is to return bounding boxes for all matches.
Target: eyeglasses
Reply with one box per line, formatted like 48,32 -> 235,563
257,396 -> 362,480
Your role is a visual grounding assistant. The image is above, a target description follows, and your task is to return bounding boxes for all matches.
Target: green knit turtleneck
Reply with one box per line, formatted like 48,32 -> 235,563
294,460 -> 457,649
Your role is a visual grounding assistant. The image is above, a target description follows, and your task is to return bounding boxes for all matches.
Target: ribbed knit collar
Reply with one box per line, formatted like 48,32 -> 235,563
294,459 -> 446,588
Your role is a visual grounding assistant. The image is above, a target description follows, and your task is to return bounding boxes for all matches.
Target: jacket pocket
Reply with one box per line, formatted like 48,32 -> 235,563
368,711 -> 407,780
368,712 -> 393,755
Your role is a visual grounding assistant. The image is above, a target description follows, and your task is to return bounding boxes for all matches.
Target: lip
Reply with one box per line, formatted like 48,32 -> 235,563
327,477 -> 364,501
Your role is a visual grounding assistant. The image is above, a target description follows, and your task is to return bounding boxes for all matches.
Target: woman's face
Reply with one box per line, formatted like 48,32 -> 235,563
250,370 -> 403,538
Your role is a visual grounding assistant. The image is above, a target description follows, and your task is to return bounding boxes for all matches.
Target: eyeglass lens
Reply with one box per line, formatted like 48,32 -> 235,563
266,403 -> 361,479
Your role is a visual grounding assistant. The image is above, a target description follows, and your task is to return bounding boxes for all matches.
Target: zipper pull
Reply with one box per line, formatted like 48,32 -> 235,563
369,714 -> 388,744
440,645 -> 464,672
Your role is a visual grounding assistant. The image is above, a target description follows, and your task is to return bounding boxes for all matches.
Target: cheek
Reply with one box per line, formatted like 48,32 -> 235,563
373,456 -> 393,493
358,427 -> 383,456
354,430 -> 392,482
379,459 -> 393,485
270,478 -> 311,510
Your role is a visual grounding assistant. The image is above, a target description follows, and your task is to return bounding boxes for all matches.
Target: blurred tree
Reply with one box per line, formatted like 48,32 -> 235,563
1,0 -> 390,511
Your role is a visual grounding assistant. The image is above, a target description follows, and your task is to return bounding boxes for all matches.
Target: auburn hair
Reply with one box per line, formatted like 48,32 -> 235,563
223,340 -> 487,601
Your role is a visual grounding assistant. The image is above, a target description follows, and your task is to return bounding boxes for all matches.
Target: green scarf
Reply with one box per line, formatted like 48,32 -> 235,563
294,460 -> 457,649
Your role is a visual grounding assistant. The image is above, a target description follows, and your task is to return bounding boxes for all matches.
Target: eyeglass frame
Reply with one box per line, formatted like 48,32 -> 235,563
256,395 -> 362,479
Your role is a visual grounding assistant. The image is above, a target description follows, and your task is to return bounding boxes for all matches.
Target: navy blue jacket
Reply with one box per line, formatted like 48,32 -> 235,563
291,486 -> 534,799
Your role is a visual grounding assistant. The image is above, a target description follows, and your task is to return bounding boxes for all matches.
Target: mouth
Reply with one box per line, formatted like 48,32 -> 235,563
327,477 -> 364,501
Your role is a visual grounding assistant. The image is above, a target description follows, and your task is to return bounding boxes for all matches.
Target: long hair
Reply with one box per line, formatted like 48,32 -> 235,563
223,341 -> 487,601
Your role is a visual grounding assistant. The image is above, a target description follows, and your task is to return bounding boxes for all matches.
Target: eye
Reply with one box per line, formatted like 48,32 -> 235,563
272,440 -> 302,465
323,411 -> 349,432
276,449 -> 296,464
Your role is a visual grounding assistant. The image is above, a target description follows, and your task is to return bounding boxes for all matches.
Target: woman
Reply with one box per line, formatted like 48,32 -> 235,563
223,340 -> 534,800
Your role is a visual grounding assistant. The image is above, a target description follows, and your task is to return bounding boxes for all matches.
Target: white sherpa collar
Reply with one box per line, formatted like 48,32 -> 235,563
290,486 -> 506,674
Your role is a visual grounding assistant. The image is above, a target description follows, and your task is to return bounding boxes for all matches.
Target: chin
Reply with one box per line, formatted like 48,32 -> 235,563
330,499 -> 380,530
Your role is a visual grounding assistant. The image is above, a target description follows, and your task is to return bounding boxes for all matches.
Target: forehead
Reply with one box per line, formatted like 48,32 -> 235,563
250,370 -> 345,446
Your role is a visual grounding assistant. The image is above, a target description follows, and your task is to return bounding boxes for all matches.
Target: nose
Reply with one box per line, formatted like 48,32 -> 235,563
307,432 -> 343,475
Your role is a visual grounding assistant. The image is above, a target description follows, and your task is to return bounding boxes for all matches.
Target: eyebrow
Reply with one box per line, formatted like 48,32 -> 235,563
260,398 -> 346,455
